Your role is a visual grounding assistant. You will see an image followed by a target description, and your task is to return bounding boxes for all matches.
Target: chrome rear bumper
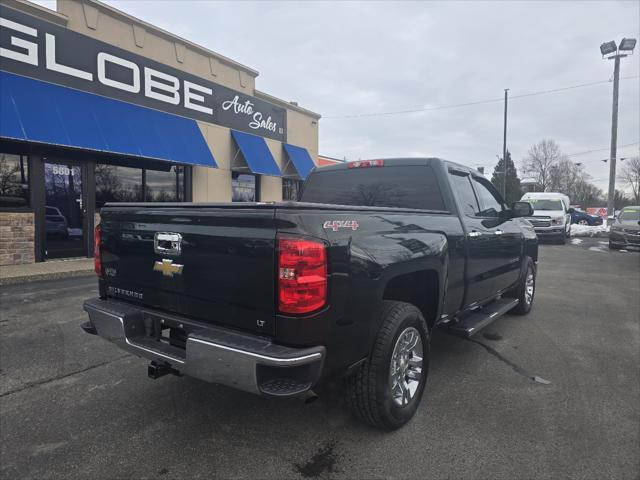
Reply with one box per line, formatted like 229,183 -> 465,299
83,297 -> 325,397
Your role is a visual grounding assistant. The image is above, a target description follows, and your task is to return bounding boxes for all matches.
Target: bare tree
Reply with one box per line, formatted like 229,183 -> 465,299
521,139 -> 566,191
572,176 -> 603,207
548,158 -> 581,196
0,155 -> 21,196
618,156 -> 640,204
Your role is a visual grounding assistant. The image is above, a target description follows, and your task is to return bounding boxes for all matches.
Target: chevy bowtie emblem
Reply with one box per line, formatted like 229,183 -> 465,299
154,259 -> 184,277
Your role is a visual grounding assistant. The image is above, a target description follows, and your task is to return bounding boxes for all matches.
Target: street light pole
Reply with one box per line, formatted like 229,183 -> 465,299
606,55 -> 620,220
601,37 -> 636,220
502,88 -> 509,199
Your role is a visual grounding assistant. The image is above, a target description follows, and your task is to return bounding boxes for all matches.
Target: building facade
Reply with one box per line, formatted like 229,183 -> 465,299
0,0 -> 320,265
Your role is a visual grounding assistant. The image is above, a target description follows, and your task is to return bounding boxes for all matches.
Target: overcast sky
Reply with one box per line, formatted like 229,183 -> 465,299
36,0 -> 640,191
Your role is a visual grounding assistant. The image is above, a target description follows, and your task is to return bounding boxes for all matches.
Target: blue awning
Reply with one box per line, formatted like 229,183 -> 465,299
283,143 -> 315,180
231,129 -> 281,176
0,71 -> 216,167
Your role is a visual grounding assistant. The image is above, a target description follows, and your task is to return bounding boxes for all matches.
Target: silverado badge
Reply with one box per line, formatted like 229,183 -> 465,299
154,259 -> 184,277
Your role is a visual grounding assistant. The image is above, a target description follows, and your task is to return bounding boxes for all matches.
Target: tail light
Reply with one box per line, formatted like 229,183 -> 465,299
348,159 -> 384,169
278,236 -> 327,315
94,224 -> 102,277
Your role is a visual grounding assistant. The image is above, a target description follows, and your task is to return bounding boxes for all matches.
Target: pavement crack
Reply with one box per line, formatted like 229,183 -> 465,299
461,336 -> 551,384
0,354 -> 131,398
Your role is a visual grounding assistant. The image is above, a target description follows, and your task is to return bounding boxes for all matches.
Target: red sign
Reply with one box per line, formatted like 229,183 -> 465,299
586,208 -> 608,218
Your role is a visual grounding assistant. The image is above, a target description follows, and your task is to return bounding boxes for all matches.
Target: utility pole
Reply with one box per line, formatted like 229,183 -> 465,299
600,38 -> 636,219
606,55 -> 620,220
502,88 -> 509,199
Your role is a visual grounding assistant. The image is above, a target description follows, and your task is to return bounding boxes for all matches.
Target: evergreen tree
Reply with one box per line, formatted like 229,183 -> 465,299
491,150 -> 523,204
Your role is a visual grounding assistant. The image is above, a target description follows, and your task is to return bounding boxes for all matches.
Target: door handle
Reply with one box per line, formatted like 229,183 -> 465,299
494,229 -> 504,236
468,231 -> 481,238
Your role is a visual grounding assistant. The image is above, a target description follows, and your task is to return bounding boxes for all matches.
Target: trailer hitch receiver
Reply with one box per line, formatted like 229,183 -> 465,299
148,360 -> 182,380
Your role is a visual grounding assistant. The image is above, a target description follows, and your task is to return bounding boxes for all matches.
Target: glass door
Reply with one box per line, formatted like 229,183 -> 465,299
44,161 -> 86,259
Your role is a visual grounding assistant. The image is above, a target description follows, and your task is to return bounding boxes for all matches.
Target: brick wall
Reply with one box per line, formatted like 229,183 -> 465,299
0,212 -> 35,266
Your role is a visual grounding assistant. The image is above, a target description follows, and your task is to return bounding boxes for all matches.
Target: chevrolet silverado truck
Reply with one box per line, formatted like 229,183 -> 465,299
83,158 -> 537,430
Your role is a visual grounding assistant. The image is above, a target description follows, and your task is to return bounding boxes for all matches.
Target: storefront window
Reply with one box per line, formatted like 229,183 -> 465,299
95,164 -> 143,208
146,166 -> 185,202
0,153 -> 29,208
283,178 -> 303,201
95,163 -> 185,207
232,173 -> 257,202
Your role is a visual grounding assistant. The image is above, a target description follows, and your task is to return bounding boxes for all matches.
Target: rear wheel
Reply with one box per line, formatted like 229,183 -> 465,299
345,301 -> 429,430
508,257 -> 536,315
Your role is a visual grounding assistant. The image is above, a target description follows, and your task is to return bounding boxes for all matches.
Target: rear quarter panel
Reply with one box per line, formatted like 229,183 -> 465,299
275,207 -> 465,378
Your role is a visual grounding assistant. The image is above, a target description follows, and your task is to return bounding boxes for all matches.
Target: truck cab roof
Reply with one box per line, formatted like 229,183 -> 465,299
315,157 -> 482,176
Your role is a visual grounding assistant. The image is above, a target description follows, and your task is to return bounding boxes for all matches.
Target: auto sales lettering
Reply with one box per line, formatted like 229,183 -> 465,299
222,95 -> 279,133
0,5 -> 286,141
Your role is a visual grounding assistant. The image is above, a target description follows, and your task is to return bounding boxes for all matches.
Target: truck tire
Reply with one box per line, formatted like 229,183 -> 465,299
345,300 -> 429,430
557,233 -> 566,244
508,257 -> 536,315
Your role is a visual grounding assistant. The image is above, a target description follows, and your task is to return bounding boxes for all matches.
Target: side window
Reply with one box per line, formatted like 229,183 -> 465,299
448,171 -> 480,216
471,177 -> 503,218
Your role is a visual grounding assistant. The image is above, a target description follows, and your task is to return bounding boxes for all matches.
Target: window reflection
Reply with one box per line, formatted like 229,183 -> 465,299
95,164 -> 143,208
302,166 -> 446,210
283,178 -> 303,201
95,163 -> 185,207
232,173 -> 257,202
146,166 -> 184,202
0,153 -> 29,208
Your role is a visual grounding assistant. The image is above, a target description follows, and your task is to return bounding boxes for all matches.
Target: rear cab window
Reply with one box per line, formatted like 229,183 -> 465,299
301,165 -> 446,210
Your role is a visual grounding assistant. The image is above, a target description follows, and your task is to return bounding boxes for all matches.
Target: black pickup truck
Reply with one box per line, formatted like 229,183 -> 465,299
83,158 -> 537,429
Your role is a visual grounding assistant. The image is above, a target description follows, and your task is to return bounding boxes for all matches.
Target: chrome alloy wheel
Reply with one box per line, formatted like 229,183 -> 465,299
390,327 -> 423,407
525,268 -> 535,305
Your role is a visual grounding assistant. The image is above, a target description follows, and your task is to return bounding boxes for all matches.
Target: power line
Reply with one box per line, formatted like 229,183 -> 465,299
567,141 -> 640,159
323,76 -> 639,119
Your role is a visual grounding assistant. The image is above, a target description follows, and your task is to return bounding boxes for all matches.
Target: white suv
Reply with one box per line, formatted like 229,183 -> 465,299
521,192 -> 571,244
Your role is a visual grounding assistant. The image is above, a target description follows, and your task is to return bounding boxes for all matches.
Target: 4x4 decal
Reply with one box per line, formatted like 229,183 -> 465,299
323,220 -> 359,231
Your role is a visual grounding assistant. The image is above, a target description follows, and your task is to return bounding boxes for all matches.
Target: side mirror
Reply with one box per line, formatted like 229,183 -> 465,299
568,208 -> 575,214
511,201 -> 533,217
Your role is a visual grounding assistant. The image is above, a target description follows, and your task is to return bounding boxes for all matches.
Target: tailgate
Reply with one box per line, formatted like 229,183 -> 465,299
99,205 -> 277,335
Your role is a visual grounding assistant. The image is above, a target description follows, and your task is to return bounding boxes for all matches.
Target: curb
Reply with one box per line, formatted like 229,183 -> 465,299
0,269 -> 94,286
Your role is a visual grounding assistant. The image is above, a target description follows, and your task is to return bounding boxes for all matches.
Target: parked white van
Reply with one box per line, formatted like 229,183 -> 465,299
520,192 -> 571,244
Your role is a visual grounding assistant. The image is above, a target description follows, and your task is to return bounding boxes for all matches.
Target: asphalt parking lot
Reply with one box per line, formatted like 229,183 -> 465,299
1,237 -> 639,479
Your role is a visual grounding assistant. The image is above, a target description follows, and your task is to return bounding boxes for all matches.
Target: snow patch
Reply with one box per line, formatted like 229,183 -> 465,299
570,238 -> 583,245
570,224 -> 609,237
588,246 -> 606,252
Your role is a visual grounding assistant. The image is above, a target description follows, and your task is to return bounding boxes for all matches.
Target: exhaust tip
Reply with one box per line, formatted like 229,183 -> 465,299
302,390 -> 319,404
